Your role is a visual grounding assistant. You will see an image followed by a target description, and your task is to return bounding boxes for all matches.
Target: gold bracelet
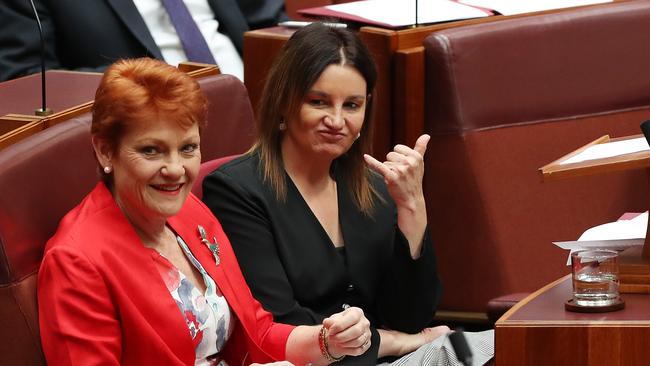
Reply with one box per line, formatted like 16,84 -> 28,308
318,326 -> 345,362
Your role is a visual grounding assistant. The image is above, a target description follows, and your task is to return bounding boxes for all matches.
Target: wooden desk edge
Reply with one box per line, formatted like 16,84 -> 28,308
496,274 -> 570,325
540,134 -> 650,181
497,274 -> 650,327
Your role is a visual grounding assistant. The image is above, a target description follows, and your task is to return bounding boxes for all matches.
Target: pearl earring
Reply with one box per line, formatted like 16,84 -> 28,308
103,166 -> 112,174
356,133 -> 361,140
279,121 -> 287,131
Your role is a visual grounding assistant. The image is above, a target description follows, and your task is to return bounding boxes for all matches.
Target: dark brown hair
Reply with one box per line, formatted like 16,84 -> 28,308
254,23 -> 378,214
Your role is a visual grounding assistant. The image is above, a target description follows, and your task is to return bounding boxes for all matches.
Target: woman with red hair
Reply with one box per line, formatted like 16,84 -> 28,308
37,57 -> 371,366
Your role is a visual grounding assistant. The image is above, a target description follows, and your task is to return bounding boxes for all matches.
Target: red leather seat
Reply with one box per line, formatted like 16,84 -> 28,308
422,1 -> 650,314
192,155 -> 240,199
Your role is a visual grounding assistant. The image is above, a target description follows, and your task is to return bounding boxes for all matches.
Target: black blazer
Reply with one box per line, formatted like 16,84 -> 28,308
202,153 -> 442,365
0,0 -> 286,81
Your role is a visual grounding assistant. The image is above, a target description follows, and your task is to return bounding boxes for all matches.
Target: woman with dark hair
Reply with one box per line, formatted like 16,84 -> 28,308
202,24 -> 493,365
37,57 -> 372,366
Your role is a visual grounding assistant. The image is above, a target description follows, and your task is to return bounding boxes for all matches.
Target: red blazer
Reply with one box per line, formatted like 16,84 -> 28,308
38,183 -> 294,366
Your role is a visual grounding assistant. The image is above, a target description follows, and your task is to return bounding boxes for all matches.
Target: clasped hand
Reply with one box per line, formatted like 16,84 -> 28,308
323,306 -> 372,358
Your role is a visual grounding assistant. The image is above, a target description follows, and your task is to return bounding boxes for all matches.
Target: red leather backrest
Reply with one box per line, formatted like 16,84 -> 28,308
198,74 -> 254,160
422,1 -> 650,313
192,155 -> 240,199
425,0 -> 650,135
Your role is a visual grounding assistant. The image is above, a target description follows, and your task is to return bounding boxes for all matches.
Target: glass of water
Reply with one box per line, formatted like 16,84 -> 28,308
571,249 -> 620,307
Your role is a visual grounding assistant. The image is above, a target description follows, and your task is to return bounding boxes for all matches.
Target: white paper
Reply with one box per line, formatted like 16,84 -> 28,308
560,137 -> 649,165
554,238 -> 644,251
325,0 -> 488,27
579,212 -> 648,241
458,0 -> 612,16
554,212 -> 648,264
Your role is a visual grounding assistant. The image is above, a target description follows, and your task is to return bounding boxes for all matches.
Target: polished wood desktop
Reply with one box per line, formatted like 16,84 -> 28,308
496,274 -> 650,365
0,63 -> 218,150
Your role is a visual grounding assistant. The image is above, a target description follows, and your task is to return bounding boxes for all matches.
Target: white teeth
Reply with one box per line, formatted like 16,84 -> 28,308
154,185 -> 180,191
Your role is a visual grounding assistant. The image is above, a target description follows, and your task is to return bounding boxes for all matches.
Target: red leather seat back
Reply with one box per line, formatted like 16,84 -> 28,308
422,1 -> 650,312
0,116 -> 95,365
192,155 -> 240,199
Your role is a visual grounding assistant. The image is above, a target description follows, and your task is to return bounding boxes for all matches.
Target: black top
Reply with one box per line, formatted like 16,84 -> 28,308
202,153 -> 442,364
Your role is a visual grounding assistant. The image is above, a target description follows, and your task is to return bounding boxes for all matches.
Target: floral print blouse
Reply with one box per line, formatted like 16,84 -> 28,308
151,235 -> 234,366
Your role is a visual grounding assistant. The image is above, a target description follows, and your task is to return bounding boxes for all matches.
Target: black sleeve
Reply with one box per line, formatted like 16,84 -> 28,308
236,0 -> 288,29
0,0 -> 60,81
0,0 -> 109,81
377,228 -> 442,333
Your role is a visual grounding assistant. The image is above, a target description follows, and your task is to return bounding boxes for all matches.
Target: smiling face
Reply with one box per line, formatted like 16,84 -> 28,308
95,118 -> 201,224
281,64 -> 367,162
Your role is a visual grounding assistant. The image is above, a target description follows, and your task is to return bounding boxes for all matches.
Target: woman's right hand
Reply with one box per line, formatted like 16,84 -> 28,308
322,306 -> 372,358
378,325 -> 450,357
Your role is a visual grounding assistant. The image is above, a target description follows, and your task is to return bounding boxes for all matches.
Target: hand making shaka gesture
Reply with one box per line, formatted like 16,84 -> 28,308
363,134 -> 430,258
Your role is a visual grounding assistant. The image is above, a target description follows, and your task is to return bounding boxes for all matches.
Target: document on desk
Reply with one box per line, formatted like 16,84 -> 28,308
298,0 -> 490,29
458,0 -> 611,16
553,211 -> 647,264
559,137 -> 649,165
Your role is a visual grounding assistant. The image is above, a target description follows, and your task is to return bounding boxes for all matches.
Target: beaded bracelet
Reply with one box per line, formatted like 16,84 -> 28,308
318,326 -> 345,362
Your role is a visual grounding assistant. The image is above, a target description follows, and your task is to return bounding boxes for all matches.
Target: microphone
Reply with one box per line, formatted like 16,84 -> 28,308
641,120 -> 650,145
29,0 -> 53,116
449,329 -> 473,366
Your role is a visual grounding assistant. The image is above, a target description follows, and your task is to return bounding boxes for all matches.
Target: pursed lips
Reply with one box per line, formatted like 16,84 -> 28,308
318,129 -> 345,141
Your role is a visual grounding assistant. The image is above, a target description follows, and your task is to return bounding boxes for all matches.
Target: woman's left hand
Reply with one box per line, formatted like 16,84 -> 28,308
364,134 -> 429,209
364,134 -> 429,258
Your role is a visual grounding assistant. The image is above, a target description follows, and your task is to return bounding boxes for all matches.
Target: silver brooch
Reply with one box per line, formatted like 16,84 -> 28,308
198,225 -> 220,266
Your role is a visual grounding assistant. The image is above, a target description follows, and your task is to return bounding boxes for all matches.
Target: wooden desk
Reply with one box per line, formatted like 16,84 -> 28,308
244,2 -> 616,157
0,71 -> 102,149
496,275 -> 650,365
0,63 -> 218,150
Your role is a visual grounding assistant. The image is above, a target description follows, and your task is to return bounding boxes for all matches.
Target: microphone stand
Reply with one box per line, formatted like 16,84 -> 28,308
29,0 -> 53,116
414,0 -> 419,28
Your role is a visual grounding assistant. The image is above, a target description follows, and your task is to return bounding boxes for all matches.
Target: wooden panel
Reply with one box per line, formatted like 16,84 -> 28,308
358,28 -> 398,157
394,46 -> 425,147
178,62 -> 220,78
0,115 -> 40,136
243,27 -> 295,114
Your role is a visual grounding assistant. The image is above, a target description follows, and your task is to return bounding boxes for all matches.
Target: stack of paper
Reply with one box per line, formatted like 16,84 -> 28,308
458,0 -> 612,16
298,0 -> 613,29
553,212 -> 647,264
299,0 -> 490,29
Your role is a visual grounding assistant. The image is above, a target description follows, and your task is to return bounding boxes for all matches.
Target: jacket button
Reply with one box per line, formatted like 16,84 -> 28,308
347,284 -> 355,292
